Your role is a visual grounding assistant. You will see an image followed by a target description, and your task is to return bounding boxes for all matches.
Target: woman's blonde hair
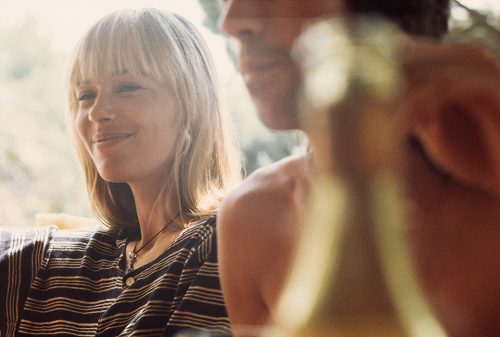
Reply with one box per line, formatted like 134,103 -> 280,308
67,8 -> 241,229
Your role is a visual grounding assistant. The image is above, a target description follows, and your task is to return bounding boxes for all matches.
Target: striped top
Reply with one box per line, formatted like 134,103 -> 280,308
0,216 -> 231,337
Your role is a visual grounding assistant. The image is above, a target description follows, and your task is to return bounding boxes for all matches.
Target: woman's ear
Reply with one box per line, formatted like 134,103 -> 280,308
412,92 -> 500,193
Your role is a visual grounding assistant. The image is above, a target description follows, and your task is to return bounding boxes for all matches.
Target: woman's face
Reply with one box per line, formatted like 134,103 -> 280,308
75,72 -> 178,190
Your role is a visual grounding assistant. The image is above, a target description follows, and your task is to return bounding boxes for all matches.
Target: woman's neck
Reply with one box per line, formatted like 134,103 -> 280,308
129,182 -> 179,242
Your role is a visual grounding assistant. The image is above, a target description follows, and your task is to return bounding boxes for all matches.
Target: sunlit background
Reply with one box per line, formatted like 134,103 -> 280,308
0,0 -> 498,227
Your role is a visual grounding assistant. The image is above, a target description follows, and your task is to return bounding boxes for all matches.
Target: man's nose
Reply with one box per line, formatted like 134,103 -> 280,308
219,0 -> 264,40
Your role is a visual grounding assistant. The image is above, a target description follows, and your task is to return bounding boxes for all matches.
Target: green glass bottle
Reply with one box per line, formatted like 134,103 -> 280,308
275,17 -> 447,337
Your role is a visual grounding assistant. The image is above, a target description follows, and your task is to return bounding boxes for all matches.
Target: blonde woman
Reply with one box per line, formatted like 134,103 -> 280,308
0,8 -> 240,336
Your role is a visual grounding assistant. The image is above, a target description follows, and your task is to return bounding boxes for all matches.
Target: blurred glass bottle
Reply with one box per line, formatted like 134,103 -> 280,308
274,17 -> 447,337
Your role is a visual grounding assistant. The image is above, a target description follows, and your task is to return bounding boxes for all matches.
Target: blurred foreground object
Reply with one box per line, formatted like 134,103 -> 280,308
275,17 -> 447,337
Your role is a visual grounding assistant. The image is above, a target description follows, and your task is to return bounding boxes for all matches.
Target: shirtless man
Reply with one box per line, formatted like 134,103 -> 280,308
216,0 -> 500,335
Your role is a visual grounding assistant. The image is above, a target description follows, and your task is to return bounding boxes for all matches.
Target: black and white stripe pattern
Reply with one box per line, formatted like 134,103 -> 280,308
0,217 -> 231,337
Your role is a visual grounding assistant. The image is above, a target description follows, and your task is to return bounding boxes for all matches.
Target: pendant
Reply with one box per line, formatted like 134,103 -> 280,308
127,251 -> 137,273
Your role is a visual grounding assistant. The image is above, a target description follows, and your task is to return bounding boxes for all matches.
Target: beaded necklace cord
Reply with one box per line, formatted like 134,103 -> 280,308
126,212 -> 180,273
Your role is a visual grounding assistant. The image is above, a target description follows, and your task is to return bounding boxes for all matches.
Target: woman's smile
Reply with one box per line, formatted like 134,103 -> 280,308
92,132 -> 132,151
75,73 -> 178,185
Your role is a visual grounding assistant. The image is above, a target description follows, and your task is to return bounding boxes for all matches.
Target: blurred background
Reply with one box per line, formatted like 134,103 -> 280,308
0,0 -> 498,227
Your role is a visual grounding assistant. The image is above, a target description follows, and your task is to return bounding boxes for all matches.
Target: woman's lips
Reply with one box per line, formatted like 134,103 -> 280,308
92,133 -> 131,150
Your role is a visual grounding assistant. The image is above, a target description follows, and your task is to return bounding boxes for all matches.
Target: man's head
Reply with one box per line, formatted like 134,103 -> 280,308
219,0 -> 450,130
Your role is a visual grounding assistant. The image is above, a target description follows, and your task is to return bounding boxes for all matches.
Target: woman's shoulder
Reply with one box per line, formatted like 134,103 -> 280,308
46,226 -> 127,264
164,216 -> 220,267
0,225 -> 57,257
176,216 -> 216,243
0,225 -> 117,260
0,226 -> 128,274
174,216 -> 217,254
49,225 -> 123,244
0,226 -> 59,305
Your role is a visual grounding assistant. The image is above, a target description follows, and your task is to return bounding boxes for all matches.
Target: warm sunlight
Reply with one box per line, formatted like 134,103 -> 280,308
0,0 -> 498,228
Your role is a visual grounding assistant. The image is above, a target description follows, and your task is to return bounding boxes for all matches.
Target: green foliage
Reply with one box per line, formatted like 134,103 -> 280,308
198,0 -> 221,33
0,19 -> 53,80
241,132 -> 306,175
448,1 -> 500,55
0,19 -> 90,227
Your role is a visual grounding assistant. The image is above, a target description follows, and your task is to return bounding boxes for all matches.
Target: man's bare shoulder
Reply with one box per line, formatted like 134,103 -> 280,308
220,154 -> 311,228
217,154 -> 312,316
217,154 -> 311,259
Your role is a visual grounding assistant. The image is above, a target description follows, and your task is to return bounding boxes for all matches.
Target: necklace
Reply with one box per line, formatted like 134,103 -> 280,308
126,212 -> 180,273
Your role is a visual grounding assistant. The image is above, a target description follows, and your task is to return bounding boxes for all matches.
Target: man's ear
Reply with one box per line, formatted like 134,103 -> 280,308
413,92 -> 500,193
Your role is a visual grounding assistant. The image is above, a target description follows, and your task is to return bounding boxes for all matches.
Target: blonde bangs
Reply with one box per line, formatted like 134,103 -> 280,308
67,10 -> 179,107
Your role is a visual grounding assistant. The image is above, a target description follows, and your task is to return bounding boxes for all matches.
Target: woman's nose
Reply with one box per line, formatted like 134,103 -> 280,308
88,92 -> 117,123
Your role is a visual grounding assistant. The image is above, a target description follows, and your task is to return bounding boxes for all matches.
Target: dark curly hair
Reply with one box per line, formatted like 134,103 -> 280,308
347,0 -> 450,39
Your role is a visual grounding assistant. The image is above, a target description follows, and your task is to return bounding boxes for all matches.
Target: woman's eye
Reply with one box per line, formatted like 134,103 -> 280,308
119,84 -> 142,93
78,91 -> 96,101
